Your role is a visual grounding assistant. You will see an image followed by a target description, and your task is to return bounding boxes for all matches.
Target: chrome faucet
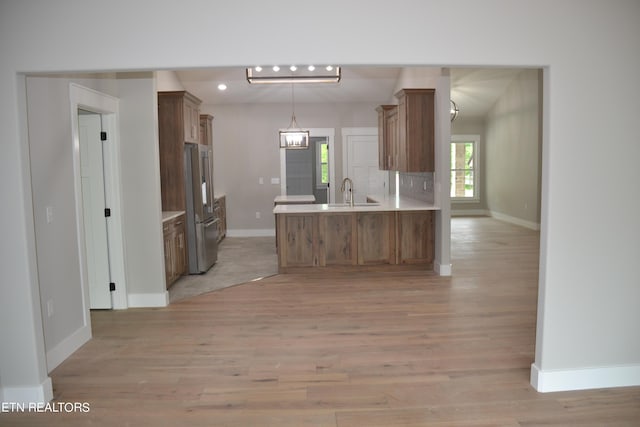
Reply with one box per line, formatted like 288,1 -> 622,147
341,177 -> 354,207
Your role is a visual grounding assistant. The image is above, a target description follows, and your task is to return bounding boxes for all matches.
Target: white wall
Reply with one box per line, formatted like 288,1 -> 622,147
115,74 -> 167,300
25,75 -> 119,371
22,73 -> 166,376
485,69 -> 541,228
1,0 -> 640,400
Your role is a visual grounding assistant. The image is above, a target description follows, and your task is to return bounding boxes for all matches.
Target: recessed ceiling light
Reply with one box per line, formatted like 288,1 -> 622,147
308,65 -> 315,71
326,65 -> 333,71
290,65 -> 297,72
272,65 -> 280,72
217,83 -> 227,91
254,66 -> 262,72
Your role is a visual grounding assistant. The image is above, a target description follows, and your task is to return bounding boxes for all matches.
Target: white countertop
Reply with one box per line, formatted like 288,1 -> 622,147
162,211 -> 185,222
274,195 -> 316,204
273,194 -> 439,214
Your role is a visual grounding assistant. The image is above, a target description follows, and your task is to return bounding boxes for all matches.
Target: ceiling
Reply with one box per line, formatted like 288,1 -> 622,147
175,66 -> 526,120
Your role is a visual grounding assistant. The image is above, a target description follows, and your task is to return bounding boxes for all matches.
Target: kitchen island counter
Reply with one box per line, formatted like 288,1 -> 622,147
274,194 -> 436,272
272,194 -> 438,214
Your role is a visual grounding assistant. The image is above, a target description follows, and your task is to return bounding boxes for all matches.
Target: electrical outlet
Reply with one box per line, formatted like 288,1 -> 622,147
423,181 -> 427,191
46,206 -> 53,224
47,300 -> 54,317
258,177 -> 264,185
255,211 -> 261,219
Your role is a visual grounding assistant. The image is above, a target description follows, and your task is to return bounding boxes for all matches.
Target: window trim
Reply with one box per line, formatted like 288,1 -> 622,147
450,134 -> 480,202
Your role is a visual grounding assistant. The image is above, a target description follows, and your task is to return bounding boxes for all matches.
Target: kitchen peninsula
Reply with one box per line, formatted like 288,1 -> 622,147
273,195 -> 439,272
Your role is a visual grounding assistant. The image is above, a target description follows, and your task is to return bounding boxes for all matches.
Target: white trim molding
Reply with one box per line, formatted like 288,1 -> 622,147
451,209 -> 489,217
46,324 -> 91,372
435,262 -> 452,276
227,229 -> 276,238
127,292 -> 169,308
2,378 -> 53,404
531,363 -> 640,393
490,210 -> 540,231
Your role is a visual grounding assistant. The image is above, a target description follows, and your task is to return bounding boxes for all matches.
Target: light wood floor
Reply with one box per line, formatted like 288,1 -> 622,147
3,217 -> 639,426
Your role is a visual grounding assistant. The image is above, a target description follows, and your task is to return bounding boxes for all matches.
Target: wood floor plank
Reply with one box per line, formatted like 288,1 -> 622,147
2,217 -> 639,426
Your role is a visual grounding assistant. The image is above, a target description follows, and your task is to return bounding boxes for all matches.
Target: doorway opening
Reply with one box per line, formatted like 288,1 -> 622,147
280,128 -> 335,203
69,84 -> 128,312
285,136 -> 329,203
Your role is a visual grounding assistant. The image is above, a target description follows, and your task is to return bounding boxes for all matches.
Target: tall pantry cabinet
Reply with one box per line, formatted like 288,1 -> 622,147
157,91 -> 202,211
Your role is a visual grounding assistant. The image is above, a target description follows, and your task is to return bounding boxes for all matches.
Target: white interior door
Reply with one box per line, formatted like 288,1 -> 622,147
79,112 -> 112,309
343,129 -> 388,202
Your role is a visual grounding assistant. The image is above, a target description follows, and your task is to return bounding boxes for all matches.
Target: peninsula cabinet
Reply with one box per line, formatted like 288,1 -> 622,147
158,91 -> 202,211
376,89 -> 435,172
276,210 -> 432,271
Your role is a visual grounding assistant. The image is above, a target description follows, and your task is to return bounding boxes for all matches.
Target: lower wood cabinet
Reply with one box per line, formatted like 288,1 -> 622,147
397,211 -> 434,265
319,213 -> 357,266
357,212 -> 396,265
276,210 -> 433,271
163,214 -> 186,288
213,195 -> 227,243
277,214 -> 318,268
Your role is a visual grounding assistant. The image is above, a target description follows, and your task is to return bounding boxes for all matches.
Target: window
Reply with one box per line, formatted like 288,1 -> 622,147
316,141 -> 329,186
450,135 -> 479,200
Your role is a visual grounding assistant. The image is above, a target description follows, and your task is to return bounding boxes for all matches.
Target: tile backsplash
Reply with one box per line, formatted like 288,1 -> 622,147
391,172 -> 434,203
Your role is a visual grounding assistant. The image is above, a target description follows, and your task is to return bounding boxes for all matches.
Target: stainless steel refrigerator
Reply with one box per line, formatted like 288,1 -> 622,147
184,143 -> 218,273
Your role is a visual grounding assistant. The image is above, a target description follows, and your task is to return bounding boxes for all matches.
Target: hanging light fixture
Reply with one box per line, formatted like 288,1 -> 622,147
279,83 -> 309,149
247,65 -> 341,84
450,99 -> 459,122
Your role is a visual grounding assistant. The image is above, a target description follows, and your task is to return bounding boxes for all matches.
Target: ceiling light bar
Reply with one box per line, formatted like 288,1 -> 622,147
246,66 -> 341,84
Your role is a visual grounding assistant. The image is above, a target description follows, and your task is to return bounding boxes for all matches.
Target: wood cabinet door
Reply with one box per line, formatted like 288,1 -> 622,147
394,89 -> 435,172
397,211 -> 434,265
357,212 -> 396,265
377,105 -> 397,170
174,217 -> 187,276
319,213 -> 357,266
277,214 -> 318,267
163,224 -> 175,287
183,101 -> 198,143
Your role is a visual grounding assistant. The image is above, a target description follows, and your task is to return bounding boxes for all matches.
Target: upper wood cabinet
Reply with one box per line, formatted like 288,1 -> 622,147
199,114 -> 213,146
376,105 -> 398,171
183,93 -> 201,143
377,89 -> 435,172
157,91 -> 202,211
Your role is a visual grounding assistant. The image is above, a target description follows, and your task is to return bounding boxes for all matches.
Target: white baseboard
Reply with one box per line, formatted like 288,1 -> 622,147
1,377 -> 53,404
46,324 -> 91,372
531,363 -> 640,392
490,210 -> 540,231
127,292 -> 169,308
451,209 -> 489,217
227,229 -> 275,237
435,262 -> 452,276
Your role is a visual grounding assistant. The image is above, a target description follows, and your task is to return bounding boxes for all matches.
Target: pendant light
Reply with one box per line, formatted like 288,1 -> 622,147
450,99 -> 459,122
279,83 -> 309,149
